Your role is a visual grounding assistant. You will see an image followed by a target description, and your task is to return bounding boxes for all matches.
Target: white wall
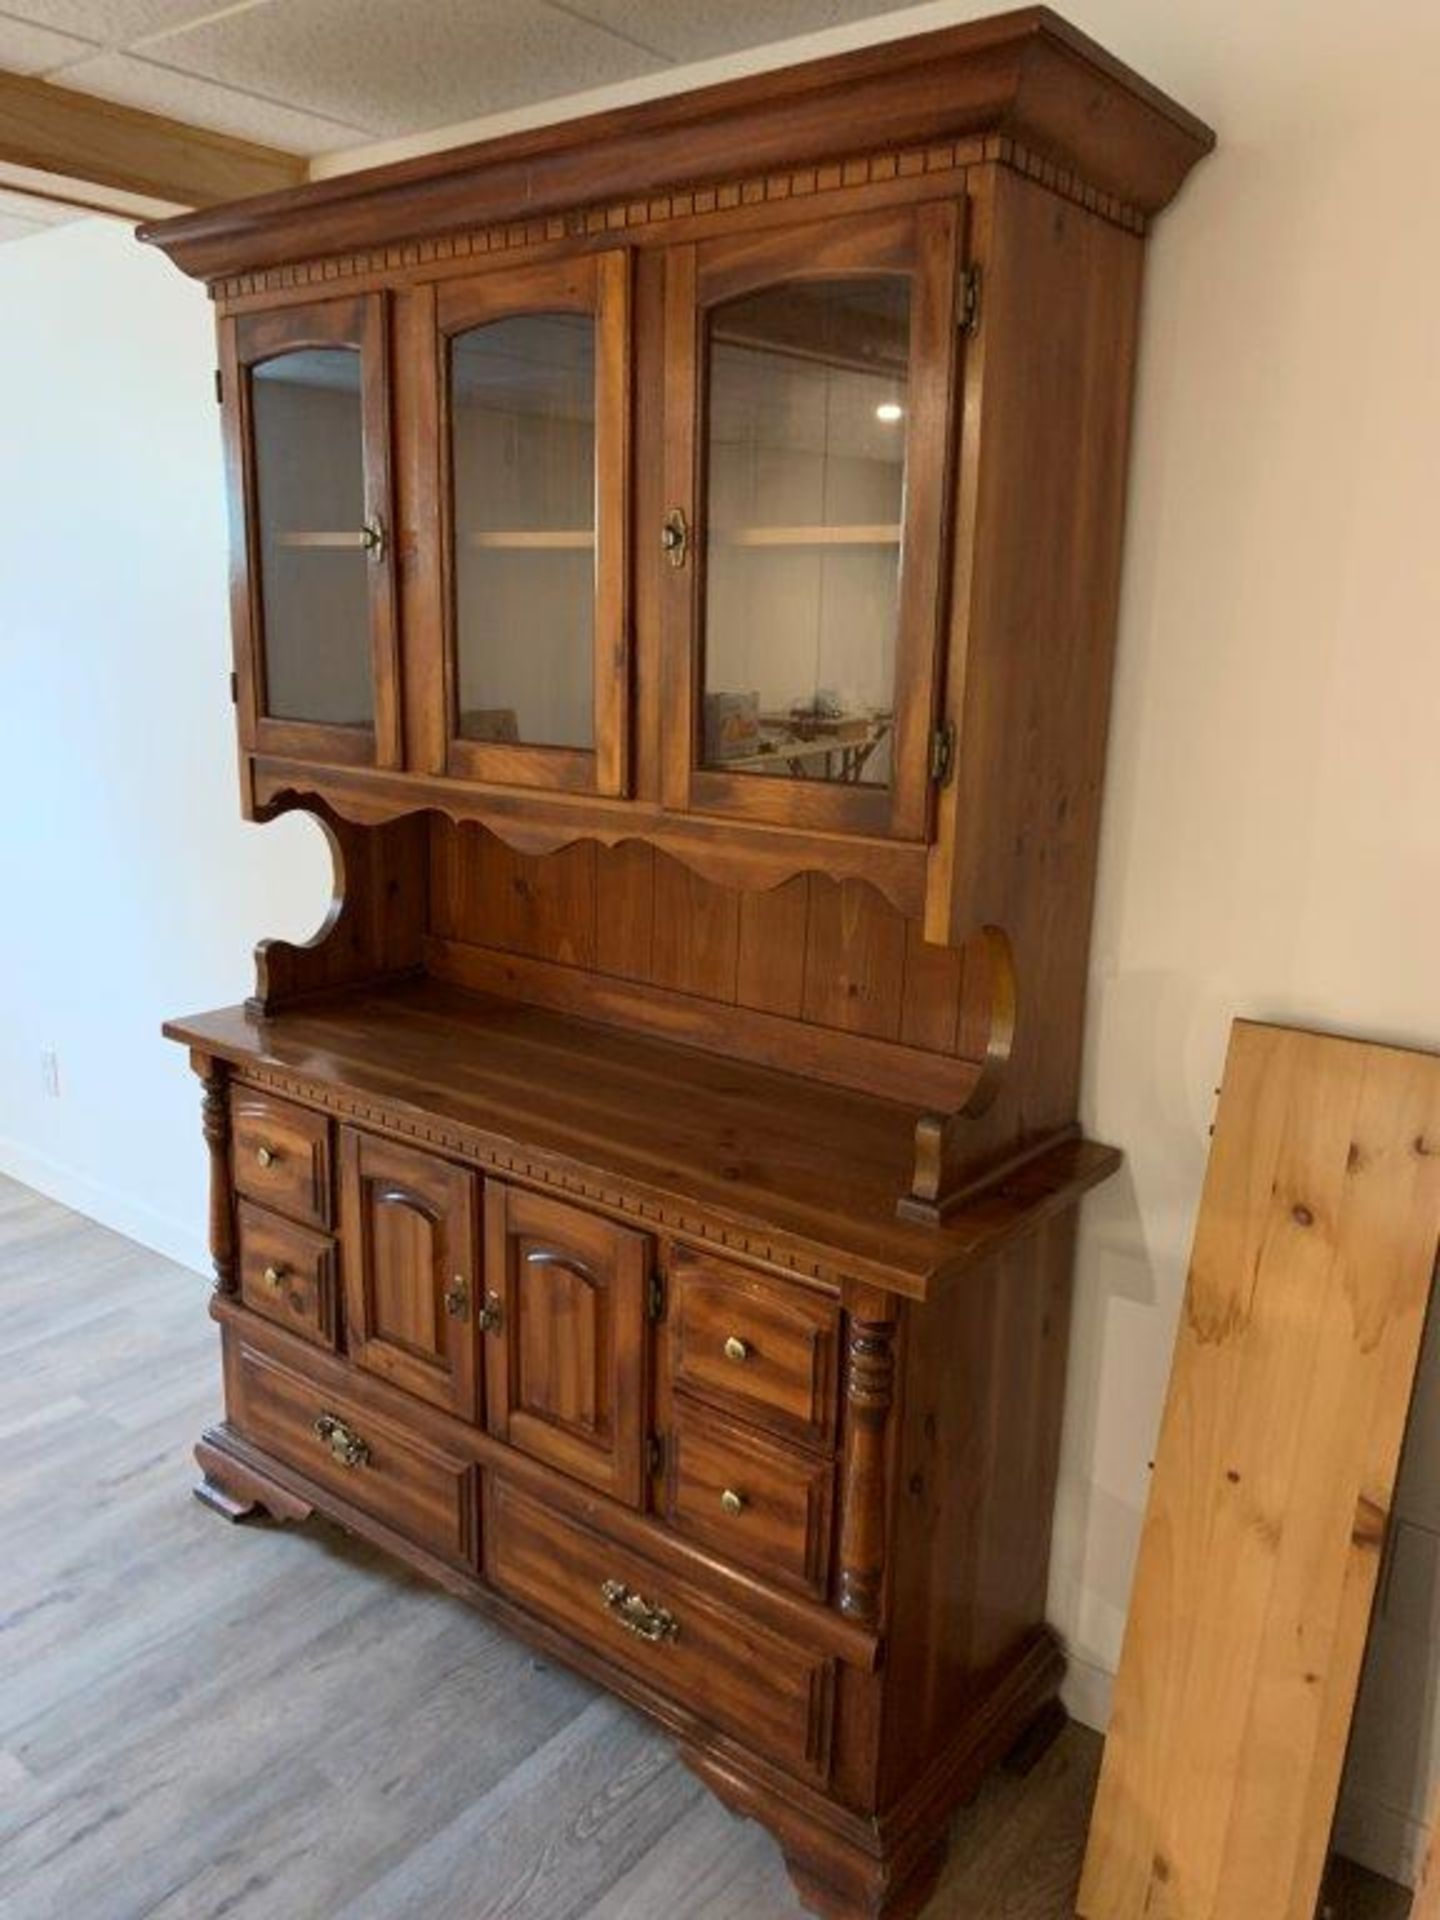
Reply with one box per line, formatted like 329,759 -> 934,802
2,0 -> 1439,1885
0,219 -> 329,1273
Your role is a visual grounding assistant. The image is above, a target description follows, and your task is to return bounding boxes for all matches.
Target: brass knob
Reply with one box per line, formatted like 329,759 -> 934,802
255,1144 -> 277,1169
723,1335 -> 750,1364
720,1488 -> 746,1517
443,1275 -> 469,1319
477,1291 -> 504,1334
262,1264 -> 286,1290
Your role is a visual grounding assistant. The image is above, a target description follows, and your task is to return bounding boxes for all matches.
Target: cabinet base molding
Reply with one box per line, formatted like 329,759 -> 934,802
685,1627 -> 1064,1919
782,1846 -> 947,1920
195,1433 -> 313,1524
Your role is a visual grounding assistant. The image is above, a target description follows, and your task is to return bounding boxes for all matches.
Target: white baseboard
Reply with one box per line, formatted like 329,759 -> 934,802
1060,1647 -> 1115,1734
0,1137 -> 209,1279
1331,1788 -> 1427,1892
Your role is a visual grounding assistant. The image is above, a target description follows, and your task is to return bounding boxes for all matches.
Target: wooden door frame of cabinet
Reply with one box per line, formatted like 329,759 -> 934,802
223,293 -> 402,771
407,249 -> 633,797
483,1181 -> 651,1508
659,202 -> 962,843
338,1126 -> 481,1420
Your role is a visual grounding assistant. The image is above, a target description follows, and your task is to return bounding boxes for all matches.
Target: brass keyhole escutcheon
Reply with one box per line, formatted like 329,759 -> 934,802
262,1264 -> 286,1290
313,1413 -> 370,1469
661,505 -> 689,568
720,1488 -> 746,1517
723,1335 -> 750,1364
255,1144 -> 277,1169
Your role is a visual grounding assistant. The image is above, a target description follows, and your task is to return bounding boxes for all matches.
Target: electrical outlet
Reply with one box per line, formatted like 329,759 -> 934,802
41,1048 -> 60,1098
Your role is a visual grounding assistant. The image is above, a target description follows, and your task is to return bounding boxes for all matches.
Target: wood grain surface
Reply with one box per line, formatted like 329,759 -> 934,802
1080,1019 -> 1440,1920
165,978 -> 1119,1300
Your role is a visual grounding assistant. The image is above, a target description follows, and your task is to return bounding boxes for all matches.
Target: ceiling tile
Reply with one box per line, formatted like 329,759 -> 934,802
58,50 -> 369,152
138,0 -> 665,137
0,12 -> 99,72
0,1 -> 244,46
558,0 -> 923,64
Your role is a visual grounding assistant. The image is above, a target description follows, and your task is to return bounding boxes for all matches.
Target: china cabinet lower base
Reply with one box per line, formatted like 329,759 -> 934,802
169,998 -> 1109,1920
191,1413 -> 1066,1920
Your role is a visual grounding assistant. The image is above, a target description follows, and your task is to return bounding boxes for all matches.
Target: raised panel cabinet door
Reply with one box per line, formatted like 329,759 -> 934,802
339,1129 -> 480,1420
417,250 -> 631,795
222,293 -> 400,771
483,1183 -> 650,1507
660,204 -> 965,841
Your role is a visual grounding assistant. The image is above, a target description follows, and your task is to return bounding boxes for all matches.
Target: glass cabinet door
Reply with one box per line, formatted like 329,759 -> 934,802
662,206 -> 963,840
436,253 -> 629,795
229,294 -> 398,768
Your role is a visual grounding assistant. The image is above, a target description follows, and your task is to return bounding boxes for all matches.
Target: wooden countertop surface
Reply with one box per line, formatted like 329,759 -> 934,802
167,978 -> 1118,1299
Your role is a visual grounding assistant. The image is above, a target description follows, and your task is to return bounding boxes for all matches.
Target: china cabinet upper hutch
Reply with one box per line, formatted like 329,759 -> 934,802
143,12 -> 1211,1916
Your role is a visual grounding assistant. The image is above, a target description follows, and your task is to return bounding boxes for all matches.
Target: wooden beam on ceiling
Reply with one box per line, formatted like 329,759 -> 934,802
0,67 -> 306,212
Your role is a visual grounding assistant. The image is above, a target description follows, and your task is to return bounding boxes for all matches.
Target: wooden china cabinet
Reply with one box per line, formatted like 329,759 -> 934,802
143,13 -> 1211,1915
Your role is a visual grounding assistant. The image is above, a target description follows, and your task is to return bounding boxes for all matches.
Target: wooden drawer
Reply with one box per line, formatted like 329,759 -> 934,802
231,1087 -> 331,1230
664,1400 -> 834,1598
670,1249 -> 840,1450
230,1342 -> 475,1566
485,1476 -> 834,1784
236,1201 -> 337,1348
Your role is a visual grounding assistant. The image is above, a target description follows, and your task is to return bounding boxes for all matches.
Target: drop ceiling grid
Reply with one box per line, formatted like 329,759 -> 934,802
0,0 -> 923,154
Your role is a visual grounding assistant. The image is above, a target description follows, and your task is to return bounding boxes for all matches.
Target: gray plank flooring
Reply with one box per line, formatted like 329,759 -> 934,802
0,1174 -> 1411,1918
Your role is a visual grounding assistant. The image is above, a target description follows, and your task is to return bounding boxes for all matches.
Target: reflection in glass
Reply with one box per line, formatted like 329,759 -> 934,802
251,348 -> 373,728
450,313 -> 596,751
702,277 -> 910,787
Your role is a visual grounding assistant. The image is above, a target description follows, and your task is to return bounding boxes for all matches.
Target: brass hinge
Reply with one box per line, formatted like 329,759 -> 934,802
646,1269 -> 666,1323
961,264 -> 981,337
929,720 -> 956,786
647,1433 -> 665,1477
214,367 -> 224,404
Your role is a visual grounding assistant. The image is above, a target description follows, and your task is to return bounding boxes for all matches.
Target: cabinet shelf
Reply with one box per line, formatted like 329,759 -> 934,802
461,525 -> 904,552
275,531 -> 369,550
466,529 -> 596,550
713,524 -> 902,548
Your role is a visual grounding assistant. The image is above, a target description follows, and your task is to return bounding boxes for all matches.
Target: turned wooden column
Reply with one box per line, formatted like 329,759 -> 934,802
837,1285 -> 898,1624
193,1049 -> 236,1294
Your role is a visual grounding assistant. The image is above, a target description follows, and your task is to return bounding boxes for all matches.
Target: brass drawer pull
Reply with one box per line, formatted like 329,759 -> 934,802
720,1488 -> 747,1517
600,1578 -> 679,1644
255,1144 -> 279,1169
313,1413 -> 370,1469
262,1264 -> 286,1290
723,1335 -> 751,1364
